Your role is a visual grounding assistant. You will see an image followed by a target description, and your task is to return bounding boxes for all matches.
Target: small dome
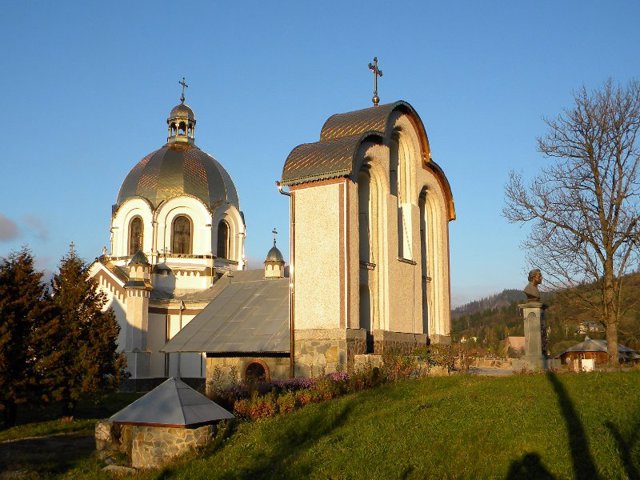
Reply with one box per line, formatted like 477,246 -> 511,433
265,244 -> 284,263
168,103 -> 195,122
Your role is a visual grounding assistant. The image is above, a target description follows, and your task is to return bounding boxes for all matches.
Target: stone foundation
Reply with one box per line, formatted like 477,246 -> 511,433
371,330 -> 429,355
131,425 -> 211,469
205,356 -> 290,395
294,328 -> 367,377
95,420 -> 213,469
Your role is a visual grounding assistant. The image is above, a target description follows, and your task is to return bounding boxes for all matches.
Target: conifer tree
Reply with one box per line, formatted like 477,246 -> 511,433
37,244 -> 123,416
0,247 -> 50,427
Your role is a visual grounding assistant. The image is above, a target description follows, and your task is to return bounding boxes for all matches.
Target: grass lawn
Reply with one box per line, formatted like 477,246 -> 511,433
3,372 -> 640,479
0,392 -> 141,478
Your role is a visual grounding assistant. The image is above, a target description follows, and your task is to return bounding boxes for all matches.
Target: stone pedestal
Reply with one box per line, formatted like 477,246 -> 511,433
517,302 -> 548,371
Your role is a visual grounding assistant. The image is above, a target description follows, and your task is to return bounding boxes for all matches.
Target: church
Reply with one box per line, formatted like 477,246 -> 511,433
90,75 -> 455,386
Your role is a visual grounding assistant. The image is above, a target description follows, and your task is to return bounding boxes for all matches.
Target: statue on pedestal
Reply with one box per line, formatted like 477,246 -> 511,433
524,269 -> 542,302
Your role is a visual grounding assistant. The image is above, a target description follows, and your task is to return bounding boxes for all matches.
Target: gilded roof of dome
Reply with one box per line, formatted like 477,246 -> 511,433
168,102 -> 195,121
265,244 -> 284,263
116,143 -> 239,210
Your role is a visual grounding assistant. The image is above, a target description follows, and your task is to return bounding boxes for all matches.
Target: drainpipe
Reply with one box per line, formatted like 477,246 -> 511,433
177,300 -> 185,378
276,181 -> 294,377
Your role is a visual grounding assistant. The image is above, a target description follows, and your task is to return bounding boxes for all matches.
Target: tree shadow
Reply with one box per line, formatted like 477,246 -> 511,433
157,400 -> 355,479
546,372 -> 600,480
604,416 -> 640,480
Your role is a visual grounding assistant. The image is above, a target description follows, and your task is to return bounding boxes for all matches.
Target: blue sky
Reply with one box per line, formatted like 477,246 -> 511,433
1,1 -> 639,306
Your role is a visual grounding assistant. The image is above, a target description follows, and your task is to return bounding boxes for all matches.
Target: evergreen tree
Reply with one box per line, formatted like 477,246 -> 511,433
0,247 -> 50,427
37,244 -> 123,416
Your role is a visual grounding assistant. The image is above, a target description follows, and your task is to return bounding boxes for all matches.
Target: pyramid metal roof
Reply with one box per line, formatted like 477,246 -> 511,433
109,377 -> 234,427
557,336 -> 639,358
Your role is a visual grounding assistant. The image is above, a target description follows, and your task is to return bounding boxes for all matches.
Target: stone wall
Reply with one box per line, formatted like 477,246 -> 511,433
371,330 -> 429,355
294,328 -> 367,377
205,356 -> 290,394
131,425 -> 211,469
95,420 -> 213,469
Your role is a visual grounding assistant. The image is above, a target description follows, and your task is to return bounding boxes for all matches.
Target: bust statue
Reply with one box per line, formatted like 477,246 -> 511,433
524,269 -> 542,302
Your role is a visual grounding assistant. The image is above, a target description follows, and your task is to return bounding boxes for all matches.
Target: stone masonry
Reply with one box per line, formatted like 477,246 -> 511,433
95,420 -> 213,469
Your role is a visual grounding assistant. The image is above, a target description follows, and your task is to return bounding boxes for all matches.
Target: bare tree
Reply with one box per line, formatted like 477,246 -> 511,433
504,80 -> 640,363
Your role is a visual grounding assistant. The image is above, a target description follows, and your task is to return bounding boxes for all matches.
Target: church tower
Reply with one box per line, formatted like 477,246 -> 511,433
264,230 -> 285,279
91,83 -> 247,380
281,100 -> 455,376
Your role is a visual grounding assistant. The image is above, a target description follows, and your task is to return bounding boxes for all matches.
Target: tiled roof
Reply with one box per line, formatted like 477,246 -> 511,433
280,100 -> 455,220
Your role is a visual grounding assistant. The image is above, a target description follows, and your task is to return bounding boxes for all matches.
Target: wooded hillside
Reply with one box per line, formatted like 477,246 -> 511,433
452,273 -> 640,355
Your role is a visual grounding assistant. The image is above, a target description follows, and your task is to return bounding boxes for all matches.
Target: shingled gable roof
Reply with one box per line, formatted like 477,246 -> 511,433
281,100 -> 455,220
109,377 -> 233,427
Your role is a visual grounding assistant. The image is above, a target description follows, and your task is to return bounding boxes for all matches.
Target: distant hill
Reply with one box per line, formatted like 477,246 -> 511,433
452,289 -> 525,319
451,274 -> 640,354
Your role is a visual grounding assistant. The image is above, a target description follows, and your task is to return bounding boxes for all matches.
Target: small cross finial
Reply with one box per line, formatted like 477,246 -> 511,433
179,77 -> 189,103
272,227 -> 278,246
368,57 -> 383,106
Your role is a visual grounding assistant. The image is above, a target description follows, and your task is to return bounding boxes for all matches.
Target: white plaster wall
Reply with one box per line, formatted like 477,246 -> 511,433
165,313 -> 205,378
294,183 -> 341,329
212,204 -> 246,268
89,263 -> 127,350
346,112 -> 451,338
156,196 -> 213,256
111,198 -> 154,257
147,312 -> 167,378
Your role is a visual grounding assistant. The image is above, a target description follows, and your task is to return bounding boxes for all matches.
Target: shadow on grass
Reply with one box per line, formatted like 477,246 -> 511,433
605,415 -> 640,480
506,372 -> 601,480
546,372 -> 600,480
158,400 -> 355,479
0,433 -> 94,477
506,453 -> 554,479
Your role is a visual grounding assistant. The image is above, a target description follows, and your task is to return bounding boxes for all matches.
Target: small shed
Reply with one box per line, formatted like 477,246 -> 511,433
96,377 -> 233,469
557,336 -> 640,371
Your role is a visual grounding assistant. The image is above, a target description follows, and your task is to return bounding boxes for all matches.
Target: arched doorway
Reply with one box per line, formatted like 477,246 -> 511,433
245,361 -> 269,382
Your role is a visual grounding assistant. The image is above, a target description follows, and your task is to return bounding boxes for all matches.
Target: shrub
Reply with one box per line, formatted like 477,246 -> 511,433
276,392 -> 296,414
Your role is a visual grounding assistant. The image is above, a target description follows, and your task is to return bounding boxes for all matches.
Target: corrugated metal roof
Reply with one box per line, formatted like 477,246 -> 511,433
110,377 -> 233,426
162,276 -> 290,353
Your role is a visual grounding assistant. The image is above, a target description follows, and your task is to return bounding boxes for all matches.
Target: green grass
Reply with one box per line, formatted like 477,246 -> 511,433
154,371 -> 639,480
0,392 -> 142,478
4,373 -> 640,479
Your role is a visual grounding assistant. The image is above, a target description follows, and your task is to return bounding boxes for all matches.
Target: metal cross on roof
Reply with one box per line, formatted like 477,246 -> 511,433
368,57 -> 383,106
272,227 -> 278,246
179,77 -> 188,103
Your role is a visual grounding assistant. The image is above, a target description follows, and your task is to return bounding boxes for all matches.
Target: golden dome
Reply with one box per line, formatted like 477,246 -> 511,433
168,102 -> 195,122
116,143 -> 239,210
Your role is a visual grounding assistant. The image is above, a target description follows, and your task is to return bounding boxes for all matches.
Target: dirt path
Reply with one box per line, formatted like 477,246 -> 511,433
0,433 -> 94,479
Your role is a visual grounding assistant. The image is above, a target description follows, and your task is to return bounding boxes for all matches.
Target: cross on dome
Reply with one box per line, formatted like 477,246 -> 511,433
368,57 -> 383,106
179,77 -> 189,103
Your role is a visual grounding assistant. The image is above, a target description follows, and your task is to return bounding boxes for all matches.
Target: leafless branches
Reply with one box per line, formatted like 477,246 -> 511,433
504,80 -> 640,362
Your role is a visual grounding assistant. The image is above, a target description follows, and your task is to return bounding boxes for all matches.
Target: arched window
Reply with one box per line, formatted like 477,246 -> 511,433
419,190 -> 429,335
358,171 -> 371,265
245,361 -> 268,383
172,215 -> 192,254
217,220 -> 230,259
128,217 -> 144,255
